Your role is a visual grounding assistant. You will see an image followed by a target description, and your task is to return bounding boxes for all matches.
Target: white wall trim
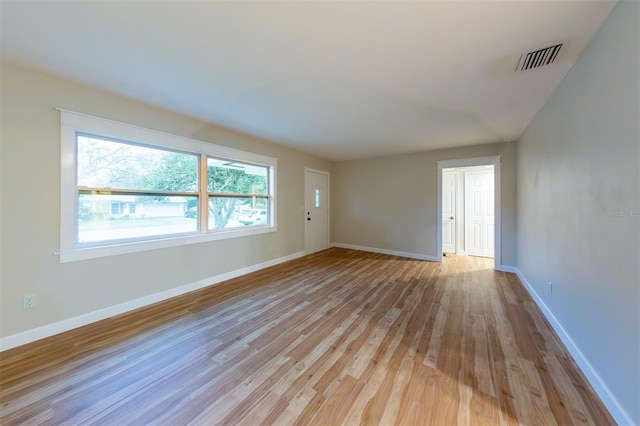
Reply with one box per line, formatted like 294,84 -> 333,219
513,267 -> 634,426
0,251 -> 305,352
438,155 -> 501,169
331,242 -> 439,262
59,226 -> 278,263
494,264 -> 518,273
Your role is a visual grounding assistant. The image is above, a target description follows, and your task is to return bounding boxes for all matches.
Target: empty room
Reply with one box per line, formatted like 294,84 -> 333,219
1,1 -> 638,425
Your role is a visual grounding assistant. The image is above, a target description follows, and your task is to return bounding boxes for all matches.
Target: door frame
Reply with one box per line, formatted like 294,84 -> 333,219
304,167 -> 330,254
442,171 -> 457,254
437,155 -> 502,269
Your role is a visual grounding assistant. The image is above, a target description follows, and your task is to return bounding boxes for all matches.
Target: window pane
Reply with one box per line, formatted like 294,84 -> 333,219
77,135 -> 198,192
208,196 -> 268,229
207,158 -> 267,194
78,194 -> 198,243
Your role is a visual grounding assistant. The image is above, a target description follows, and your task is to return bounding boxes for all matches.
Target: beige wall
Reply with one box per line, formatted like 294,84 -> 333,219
332,142 -> 517,266
0,62 -> 332,338
517,1 -> 639,423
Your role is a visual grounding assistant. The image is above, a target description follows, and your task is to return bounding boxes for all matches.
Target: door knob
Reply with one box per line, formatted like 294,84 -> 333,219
307,218 -> 311,221
450,216 -> 455,220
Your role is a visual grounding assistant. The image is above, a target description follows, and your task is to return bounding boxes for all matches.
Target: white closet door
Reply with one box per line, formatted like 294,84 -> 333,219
465,171 -> 494,258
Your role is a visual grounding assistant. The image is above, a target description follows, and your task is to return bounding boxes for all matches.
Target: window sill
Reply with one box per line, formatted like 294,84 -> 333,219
58,225 -> 277,263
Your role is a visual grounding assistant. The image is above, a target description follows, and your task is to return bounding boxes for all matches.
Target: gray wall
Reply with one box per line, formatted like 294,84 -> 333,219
332,142 -> 517,266
516,1 -> 639,422
0,62 -> 332,338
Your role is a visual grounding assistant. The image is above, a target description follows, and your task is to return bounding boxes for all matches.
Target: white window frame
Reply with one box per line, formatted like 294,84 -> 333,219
59,109 -> 277,263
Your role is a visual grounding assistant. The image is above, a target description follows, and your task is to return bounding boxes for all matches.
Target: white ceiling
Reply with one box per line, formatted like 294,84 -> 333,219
1,1 -> 617,161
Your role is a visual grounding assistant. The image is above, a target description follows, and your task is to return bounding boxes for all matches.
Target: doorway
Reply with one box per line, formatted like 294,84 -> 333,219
305,168 -> 330,254
437,156 -> 502,268
442,166 -> 495,259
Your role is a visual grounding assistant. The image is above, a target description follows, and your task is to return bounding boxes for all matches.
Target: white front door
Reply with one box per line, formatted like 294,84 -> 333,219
442,172 -> 456,254
305,169 -> 329,254
465,171 -> 494,258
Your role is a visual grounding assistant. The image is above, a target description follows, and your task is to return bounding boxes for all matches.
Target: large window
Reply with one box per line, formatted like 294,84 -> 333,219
60,110 -> 277,262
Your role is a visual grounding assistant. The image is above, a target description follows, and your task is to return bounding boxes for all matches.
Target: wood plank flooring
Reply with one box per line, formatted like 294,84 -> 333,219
0,248 -> 614,425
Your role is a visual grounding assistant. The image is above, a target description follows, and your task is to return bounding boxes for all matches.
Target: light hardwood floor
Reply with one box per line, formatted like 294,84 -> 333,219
0,248 -> 614,425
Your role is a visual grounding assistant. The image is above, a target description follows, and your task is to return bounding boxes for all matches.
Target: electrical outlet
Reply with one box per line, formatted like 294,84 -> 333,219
548,282 -> 553,295
23,294 -> 37,309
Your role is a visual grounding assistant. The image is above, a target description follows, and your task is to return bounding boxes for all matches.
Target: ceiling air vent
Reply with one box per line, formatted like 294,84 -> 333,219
516,43 -> 563,72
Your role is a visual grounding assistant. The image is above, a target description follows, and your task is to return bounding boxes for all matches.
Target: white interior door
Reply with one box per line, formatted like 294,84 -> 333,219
465,171 -> 494,258
442,172 -> 456,254
305,169 -> 329,254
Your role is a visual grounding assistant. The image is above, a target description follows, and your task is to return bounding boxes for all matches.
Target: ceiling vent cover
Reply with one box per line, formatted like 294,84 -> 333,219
516,43 -> 563,72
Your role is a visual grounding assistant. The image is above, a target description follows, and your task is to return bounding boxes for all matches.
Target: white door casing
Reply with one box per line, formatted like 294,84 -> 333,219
442,172 -> 456,254
465,171 -> 494,258
305,168 -> 329,254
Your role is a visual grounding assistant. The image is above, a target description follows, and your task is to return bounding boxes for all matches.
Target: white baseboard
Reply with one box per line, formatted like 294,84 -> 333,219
331,242 -> 439,262
513,268 -> 634,426
0,251 -> 306,352
495,264 -> 518,273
